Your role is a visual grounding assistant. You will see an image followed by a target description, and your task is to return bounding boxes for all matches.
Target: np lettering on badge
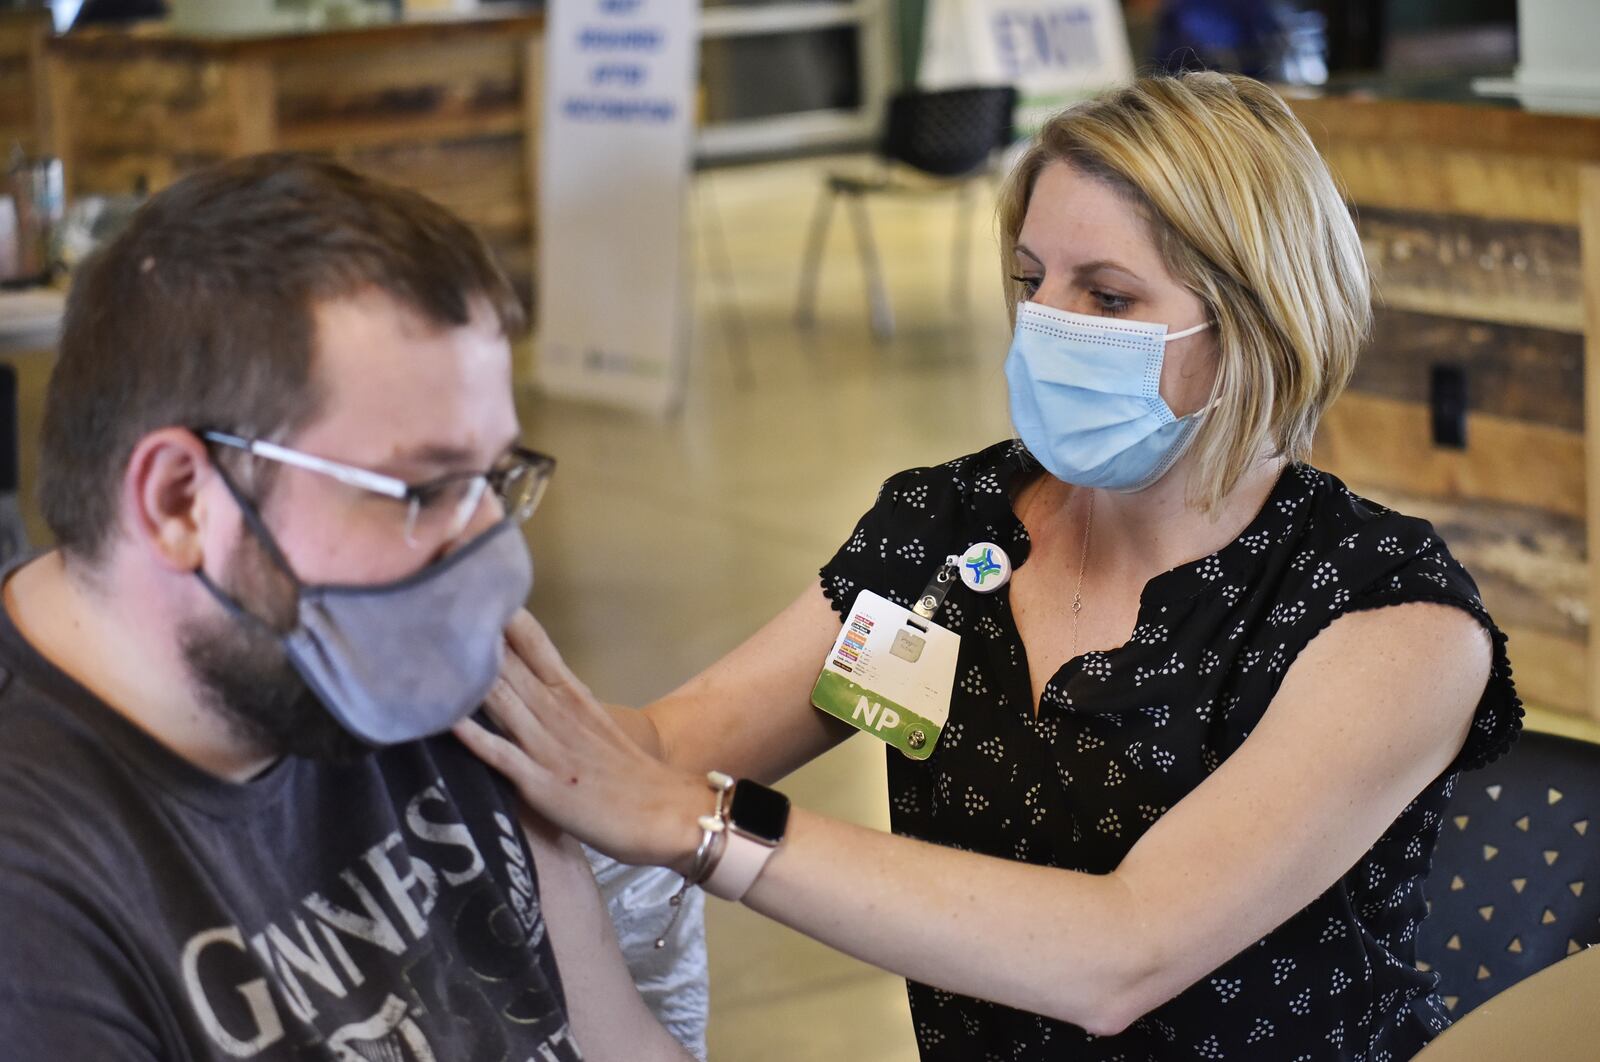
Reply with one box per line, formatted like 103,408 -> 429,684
852,695 -> 900,733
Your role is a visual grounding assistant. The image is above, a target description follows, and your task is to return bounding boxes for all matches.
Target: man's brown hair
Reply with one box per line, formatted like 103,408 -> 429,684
40,153 -> 527,563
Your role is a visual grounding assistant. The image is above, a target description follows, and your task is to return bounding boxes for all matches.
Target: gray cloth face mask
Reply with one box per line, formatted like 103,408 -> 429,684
198,475 -> 533,748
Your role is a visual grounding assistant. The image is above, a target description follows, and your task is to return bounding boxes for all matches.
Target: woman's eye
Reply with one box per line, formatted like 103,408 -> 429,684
1009,274 -> 1042,296
1091,289 -> 1132,314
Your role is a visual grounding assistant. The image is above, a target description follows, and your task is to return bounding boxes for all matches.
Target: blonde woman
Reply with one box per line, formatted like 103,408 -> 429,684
460,72 -> 1521,1060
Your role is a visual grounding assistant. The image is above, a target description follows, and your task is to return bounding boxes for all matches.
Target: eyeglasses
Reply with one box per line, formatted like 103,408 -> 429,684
200,430 -> 556,548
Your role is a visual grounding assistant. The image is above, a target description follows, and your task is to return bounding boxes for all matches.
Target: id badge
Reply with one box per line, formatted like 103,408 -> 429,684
811,590 -> 959,760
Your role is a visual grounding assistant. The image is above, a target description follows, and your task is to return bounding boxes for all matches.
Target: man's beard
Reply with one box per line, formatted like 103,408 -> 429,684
179,528 -> 375,765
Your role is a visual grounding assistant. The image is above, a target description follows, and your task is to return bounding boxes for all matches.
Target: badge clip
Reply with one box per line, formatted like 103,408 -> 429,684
913,561 -> 959,620
958,541 -> 1011,593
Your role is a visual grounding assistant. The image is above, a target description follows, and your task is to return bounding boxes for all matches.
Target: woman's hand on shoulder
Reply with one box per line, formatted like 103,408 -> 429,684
456,578 -> 857,868
455,610 -> 709,872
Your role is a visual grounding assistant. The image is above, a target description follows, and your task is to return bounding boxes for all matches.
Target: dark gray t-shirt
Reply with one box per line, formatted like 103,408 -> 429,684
0,598 -> 582,1061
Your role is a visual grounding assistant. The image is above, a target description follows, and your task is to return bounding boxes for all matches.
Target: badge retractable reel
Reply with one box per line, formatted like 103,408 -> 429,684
810,542 -> 1011,760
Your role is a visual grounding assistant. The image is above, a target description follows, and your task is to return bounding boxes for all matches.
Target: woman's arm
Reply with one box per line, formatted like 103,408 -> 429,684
740,603 -> 1489,1032
462,601 -> 1489,1034
605,582 -> 858,784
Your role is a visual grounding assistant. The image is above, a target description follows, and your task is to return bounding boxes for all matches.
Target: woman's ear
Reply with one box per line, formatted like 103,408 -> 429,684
121,428 -> 214,572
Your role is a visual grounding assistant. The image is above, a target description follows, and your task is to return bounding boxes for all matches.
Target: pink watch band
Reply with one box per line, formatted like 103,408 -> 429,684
701,826 -> 777,902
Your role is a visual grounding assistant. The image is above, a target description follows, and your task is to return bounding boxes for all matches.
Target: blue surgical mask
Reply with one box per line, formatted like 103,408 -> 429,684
1004,300 -> 1212,492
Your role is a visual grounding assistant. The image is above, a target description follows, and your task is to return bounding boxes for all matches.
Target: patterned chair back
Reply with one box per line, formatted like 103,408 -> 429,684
879,86 -> 1019,179
1417,730 -> 1600,1016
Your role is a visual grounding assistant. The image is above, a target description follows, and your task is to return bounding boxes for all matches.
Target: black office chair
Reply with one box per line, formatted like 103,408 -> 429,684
794,85 -> 1018,341
1417,730 -> 1600,1017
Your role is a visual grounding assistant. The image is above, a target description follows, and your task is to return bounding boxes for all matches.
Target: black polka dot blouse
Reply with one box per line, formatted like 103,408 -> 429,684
818,440 -> 1522,1062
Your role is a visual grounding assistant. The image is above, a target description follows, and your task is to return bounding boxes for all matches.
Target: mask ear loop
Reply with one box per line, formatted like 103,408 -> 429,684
193,448 -> 307,634
194,564 -> 281,637
205,455 -> 302,584
1163,320 -> 1212,342
1163,319 -> 1219,417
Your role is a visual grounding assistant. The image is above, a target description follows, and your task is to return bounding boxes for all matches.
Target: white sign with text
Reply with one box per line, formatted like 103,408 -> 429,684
919,0 -> 1133,133
537,0 -> 698,413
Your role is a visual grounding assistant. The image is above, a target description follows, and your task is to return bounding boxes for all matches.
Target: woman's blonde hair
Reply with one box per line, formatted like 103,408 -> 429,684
997,72 -> 1370,513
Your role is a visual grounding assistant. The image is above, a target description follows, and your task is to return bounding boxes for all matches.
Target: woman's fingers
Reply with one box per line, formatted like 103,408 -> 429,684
506,609 -> 591,697
454,717 -> 553,796
484,676 -> 560,762
498,648 -> 598,743
499,632 -> 558,715
500,615 -> 622,742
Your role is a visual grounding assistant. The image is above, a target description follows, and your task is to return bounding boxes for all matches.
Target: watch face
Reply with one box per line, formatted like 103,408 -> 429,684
729,781 -> 790,845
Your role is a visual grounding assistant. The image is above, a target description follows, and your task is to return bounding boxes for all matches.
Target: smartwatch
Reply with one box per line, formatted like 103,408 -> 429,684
702,778 -> 790,902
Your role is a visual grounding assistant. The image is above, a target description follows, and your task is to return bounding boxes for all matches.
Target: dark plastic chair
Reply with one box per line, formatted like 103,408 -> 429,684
795,85 -> 1018,341
1417,730 -> 1600,1017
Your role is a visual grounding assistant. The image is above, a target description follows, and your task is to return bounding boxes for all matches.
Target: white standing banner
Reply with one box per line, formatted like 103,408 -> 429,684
918,0 -> 1133,134
537,0 -> 698,414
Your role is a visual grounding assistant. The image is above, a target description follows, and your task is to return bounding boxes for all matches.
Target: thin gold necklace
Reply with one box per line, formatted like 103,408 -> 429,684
1070,489 -> 1095,658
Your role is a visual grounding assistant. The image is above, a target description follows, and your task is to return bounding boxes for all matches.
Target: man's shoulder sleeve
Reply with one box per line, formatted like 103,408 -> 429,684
0,875 -> 162,1061
0,990 -> 164,1062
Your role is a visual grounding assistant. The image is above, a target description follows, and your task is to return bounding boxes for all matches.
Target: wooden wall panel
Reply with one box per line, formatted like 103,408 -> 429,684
275,37 -> 523,154
521,35 -> 542,243
1352,310 -> 1584,432
1294,96 -> 1600,720
1359,209 -> 1583,333
275,37 -> 521,125
1289,96 -> 1600,225
1580,166 -> 1600,721
329,134 -> 532,305
48,50 -> 256,197
269,30 -> 532,308
0,12 -> 52,156
337,136 -> 529,231
1492,626 -> 1587,717
53,56 -> 241,153
1314,393 -> 1584,521
278,109 -> 524,153
47,15 -> 542,310
1290,96 -> 1600,162
1317,142 -> 1578,226
67,150 -> 226,197
0,38 -> 37,151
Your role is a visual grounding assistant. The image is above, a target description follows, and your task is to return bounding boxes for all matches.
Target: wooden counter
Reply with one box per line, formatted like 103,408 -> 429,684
44,10 -> 544,299
0,10 -> 52,157
1288,89 -> 1600,721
